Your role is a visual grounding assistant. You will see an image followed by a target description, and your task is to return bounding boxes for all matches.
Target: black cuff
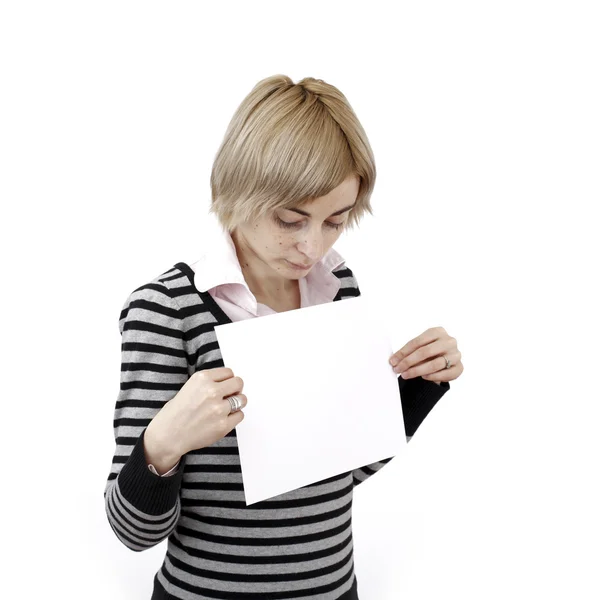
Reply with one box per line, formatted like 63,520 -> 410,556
117,428 -> 186,515
400,376 -> 450,438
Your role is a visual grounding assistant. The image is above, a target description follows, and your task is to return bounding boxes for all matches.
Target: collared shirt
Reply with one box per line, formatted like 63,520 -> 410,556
148,212 -> 347,476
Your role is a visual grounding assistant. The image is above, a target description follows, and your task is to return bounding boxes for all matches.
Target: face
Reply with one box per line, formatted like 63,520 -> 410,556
231,175 -> 360,281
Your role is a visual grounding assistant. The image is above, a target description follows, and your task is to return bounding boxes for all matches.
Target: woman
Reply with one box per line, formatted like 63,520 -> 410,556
104,74 -> 463,600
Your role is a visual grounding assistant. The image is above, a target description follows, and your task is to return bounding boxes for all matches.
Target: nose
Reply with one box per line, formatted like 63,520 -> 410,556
296,229 -> 323,262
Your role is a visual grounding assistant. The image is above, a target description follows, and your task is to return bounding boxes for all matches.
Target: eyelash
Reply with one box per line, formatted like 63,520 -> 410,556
275,217 -> 344,231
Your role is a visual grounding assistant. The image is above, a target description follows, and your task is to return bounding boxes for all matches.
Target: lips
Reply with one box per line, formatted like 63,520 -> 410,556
287,260 -> 312,269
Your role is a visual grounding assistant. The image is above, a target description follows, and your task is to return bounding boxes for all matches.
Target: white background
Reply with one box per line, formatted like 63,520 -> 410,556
2,1 -> 598,599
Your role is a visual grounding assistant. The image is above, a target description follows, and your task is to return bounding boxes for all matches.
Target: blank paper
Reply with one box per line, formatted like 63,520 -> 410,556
213,294 -> 406,505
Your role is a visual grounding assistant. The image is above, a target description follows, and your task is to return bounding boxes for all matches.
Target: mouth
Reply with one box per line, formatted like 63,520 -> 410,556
286,260 -> 312,270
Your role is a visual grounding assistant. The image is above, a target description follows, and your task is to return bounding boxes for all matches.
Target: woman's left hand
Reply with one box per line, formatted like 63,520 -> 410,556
389,326 -> 463,384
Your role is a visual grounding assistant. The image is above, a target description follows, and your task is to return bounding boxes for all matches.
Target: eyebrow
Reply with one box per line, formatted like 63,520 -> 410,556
287,203 -> 356,218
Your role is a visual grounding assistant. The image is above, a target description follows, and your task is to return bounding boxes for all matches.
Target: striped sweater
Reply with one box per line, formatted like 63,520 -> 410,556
104,261 -> 450,600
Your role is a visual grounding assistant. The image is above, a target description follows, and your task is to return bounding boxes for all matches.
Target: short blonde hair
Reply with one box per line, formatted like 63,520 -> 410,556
209,74 -> 376,233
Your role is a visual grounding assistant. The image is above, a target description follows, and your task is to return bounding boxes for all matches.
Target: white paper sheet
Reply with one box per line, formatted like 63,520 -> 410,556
213,294 -> 406,505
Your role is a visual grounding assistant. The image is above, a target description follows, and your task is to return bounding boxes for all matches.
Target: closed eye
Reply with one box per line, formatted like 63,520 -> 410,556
275,217 -> 344,231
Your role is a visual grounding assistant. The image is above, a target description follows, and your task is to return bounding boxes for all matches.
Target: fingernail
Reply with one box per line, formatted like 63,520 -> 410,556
390,357 -> 399,366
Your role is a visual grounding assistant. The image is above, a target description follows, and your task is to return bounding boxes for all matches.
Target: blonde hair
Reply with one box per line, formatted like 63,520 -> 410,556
209,74 -> 376,233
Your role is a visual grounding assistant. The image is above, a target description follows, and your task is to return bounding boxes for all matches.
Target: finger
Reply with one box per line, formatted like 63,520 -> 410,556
399,355 -> 449,379
223,393 -> 247,414
218,376 -> 244,397
402,353 -> 461,380
422,372 -> 443,381
390,328 -> 444,366
422,364 -> 460,381
206,367 -> 236,382
390,327 -> 443,366
393,339 -> 449,374
223,392 -> 247,404
227,407 -> 246,428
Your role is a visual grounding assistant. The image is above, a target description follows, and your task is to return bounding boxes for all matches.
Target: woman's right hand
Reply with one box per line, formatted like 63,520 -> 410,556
144,367 -> 247,464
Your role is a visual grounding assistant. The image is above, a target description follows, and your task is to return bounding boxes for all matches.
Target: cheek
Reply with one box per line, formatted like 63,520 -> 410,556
270,230 -> 293,249
260,232 -> 286,257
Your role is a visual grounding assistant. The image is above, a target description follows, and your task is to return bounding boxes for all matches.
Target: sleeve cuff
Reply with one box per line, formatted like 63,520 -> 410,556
148,460 -> 180,477
400,376 -> 450,437
117,428 -> 186,515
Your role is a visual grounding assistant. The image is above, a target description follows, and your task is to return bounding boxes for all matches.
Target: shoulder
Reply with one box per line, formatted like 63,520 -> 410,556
332,263 -> 361,298
118,264 -> 190,332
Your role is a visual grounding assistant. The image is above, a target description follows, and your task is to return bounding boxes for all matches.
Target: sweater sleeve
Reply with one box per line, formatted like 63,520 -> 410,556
352,376 -> 450,486
103,281 -> 190,551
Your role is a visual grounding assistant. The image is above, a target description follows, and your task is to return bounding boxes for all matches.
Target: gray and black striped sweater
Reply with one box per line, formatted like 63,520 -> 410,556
104,261 -> 450,600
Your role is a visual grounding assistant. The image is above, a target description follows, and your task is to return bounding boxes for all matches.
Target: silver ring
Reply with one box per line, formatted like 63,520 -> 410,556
443,355 -> 451,369
227,395 -> 242,413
